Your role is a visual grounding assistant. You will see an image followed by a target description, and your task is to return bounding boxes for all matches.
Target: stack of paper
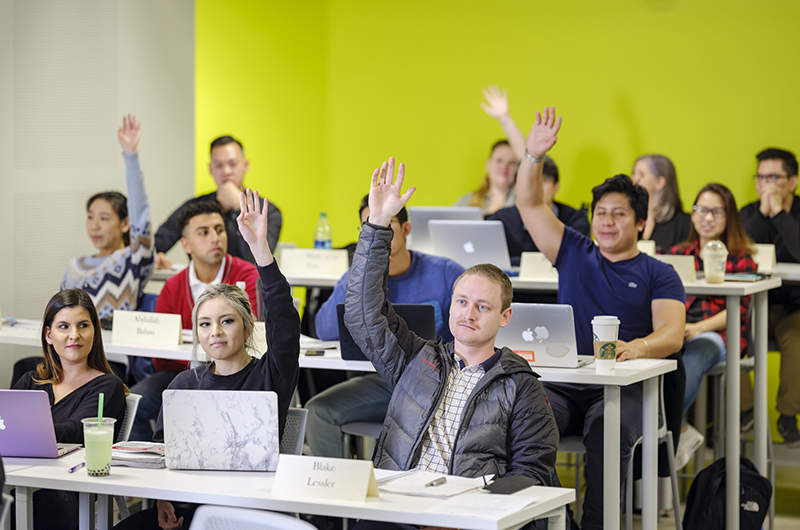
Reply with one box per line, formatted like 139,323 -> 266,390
111,441 -> 165,469
378,471 -> 487,499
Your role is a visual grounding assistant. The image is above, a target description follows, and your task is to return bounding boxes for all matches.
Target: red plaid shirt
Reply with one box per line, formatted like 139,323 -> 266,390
668,241 -> 757,354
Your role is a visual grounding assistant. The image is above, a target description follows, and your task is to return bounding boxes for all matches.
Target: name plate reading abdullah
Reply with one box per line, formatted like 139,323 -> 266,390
111,310 -> 182,348
273,455 -> 379,502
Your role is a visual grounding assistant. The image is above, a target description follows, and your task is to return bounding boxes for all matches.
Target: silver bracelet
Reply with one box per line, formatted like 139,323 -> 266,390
525,150 -> 544,163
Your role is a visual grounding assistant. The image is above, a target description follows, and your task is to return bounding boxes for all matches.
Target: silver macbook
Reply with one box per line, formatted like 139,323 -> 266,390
428,220 -> 513,271
0,390 -> 81,458
407,206 -> 483,254
163,390 -> 279,471
495,303 -> 593,368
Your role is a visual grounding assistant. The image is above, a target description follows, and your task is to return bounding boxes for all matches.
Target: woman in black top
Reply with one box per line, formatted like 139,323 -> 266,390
13,289 -> 126,530
631,154 -> 691,253
114,188 -> 300,530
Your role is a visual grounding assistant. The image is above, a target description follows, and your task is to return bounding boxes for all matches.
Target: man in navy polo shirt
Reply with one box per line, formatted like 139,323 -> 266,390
515,107 -> 686,530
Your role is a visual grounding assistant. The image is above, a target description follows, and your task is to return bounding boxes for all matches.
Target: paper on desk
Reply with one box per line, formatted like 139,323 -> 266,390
378,471 -> 486,498
423,490 -> 538,517
300,334 -> 338,350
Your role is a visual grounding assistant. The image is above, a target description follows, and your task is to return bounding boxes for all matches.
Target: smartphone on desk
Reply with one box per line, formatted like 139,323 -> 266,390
304,350 -> 326,357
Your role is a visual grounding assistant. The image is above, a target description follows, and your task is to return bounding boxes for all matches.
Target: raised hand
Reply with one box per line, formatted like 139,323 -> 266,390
368,157 -> 416,227
236,188 -> 273,266
525,106 -> 562,160
480,85 -> 510,119
118,114 -> 141,154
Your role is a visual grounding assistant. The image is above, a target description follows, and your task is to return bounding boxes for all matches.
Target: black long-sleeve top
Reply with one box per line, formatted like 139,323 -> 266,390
14,372 -> 126,443
741,195 -> 800,311
152,261 -> 300,442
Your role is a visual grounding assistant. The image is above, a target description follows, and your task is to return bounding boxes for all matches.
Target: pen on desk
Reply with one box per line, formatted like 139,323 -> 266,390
425,476 -> 447,487
68,462 -> 86,474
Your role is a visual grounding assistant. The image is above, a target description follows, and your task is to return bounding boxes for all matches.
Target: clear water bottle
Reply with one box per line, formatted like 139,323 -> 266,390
314,212 -> 332,249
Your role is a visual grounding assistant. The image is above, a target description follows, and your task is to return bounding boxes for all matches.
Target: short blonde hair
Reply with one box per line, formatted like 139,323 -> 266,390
191,284 -> 256,362
453,264 -> 513,311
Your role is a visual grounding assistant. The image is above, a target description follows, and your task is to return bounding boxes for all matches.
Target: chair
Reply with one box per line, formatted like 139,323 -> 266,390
557,375 -> 680,530
113,393 -> 142,519
341,421 -> 383,459
280,408 -> 308,455
188,505 -> 317,530
0,493 -> 13,529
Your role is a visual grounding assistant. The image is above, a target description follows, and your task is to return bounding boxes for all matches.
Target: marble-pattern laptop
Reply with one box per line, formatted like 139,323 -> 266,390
162,390 -> 279,471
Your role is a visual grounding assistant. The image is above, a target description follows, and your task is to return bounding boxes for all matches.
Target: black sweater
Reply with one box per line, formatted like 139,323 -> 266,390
153,261 -> 301,442
741,196 -> 800,310
14,372 -> 126,443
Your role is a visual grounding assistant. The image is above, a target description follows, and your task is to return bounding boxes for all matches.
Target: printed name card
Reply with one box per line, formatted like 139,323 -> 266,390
272,455 -> 379,502
654,254 -> 697,283
111,310 -> 182,347
249,322 -> 267,357
279,248 -> 349,278
519,252 -> 558,280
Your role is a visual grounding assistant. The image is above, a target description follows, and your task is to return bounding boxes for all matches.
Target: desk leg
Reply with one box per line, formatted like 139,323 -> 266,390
642,377 -> 658,530
546,505 -> 566,530
726,295 -> 741,530
79,492 -> 95,530
754,291 -> 769,476
97,494 -> 112,530
604,385 -> 620,530
15,486 -> 33,530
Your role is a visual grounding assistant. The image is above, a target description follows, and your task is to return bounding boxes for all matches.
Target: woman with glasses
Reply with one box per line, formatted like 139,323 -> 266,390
631,154 -> 691,252
667,183 -> 756,468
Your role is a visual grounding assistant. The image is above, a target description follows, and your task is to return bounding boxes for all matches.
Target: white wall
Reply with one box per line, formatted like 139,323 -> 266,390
0,0 -> 195,387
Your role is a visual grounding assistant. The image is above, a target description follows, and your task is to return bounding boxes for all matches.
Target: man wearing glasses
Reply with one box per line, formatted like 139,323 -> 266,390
740,148 -> 800,447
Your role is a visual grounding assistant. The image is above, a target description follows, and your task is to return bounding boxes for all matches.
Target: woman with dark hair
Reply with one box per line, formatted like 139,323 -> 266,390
667,183 -> 756,468
61,114 -> 154,320
13,289 -> 126,530
632,154 -> 691,252
454,139 -> 518,215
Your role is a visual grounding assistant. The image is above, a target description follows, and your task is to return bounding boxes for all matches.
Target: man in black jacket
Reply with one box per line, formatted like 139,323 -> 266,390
344,158 -> 562,530
153,136 -> 282,268
740,147 -> 800,447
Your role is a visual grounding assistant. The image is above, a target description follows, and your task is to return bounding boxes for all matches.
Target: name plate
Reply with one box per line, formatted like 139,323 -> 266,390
519,252 -> 558,280
111,310 -> 182,348
272,455 -> 379,502
279,248 -> 349,278
249,322 -> 267,357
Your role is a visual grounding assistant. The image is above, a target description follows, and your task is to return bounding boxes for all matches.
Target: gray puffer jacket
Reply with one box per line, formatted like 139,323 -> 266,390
345,223 -> 560,486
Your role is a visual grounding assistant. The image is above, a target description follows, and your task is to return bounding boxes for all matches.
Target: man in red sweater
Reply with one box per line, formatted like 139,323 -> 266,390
129,201 -> 260,440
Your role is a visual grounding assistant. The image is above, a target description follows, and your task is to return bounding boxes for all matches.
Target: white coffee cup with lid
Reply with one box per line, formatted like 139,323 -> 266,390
591,315 -> 620,373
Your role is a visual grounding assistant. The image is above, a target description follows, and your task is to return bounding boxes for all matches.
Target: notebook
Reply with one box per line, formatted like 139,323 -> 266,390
407,206 -> 483,254
162,390 -> 279,471
495,303 -> 592,368
0,390 -> 81,458
428,220 -> 514,271
337,303 -> 437,361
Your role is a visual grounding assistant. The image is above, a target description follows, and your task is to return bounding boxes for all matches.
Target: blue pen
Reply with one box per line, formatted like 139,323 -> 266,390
68,462 -> 86,474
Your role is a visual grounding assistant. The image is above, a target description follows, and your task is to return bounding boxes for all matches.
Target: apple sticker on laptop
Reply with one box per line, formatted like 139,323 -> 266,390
463,241 -> 475,254
0,417 -> 5,430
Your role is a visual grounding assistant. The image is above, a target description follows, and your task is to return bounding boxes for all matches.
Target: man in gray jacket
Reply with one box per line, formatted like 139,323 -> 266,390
344,158 -> 561,524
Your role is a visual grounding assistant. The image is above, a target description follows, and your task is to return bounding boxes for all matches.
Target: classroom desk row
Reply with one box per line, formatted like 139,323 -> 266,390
2,449 -> 574,530
0,273 -> 785,530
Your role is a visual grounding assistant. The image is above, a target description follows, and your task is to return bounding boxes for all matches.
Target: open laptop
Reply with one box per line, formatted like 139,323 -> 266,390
0,390 -> 81,457
407,206 -> 483,254
495,303 -> 593,368
337,303 -> 437,361
428,220 -> 514,272
162,390 -> 279,471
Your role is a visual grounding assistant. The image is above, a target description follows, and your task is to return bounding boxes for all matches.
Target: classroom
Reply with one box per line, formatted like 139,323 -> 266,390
1,1 -> 799,529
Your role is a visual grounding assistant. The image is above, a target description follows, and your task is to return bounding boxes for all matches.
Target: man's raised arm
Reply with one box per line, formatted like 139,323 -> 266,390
515,106 -> 564,265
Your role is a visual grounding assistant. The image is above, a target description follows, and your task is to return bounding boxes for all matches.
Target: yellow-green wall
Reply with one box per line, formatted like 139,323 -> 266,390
197,0 -> 800,249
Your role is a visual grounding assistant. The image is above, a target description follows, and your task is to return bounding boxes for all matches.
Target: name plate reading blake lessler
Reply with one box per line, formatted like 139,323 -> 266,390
111,310 -> 182,348
272,455 -> 379,502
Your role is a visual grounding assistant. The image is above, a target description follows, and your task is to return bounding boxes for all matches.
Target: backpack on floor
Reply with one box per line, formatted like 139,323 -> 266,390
683,457 -> 772,530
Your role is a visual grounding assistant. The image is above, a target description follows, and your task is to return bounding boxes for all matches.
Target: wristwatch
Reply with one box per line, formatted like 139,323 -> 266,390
525,150 -> 544,163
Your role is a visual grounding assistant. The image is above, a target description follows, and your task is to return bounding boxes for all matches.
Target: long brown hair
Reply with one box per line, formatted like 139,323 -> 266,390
469,140 -> 511,207
685,183 -> 754,256
36,289 -> 122,386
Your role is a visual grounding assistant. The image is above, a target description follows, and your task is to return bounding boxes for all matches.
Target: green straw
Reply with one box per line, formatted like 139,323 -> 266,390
97,393 -> 104,429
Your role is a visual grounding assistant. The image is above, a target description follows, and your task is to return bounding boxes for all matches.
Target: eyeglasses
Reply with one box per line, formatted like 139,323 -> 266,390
754,173 -> 788,183
692,205 -> 726,218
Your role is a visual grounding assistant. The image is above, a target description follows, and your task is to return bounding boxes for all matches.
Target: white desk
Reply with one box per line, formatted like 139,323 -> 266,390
4,450 -> 574,530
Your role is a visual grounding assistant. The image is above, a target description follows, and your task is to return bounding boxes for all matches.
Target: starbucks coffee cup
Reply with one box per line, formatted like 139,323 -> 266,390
592,315 -> 620,373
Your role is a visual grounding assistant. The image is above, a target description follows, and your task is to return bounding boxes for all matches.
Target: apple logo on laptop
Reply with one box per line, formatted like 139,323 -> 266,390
0,417 -> 5,430
463,241 -> 475,254
523,327 -> 549,343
